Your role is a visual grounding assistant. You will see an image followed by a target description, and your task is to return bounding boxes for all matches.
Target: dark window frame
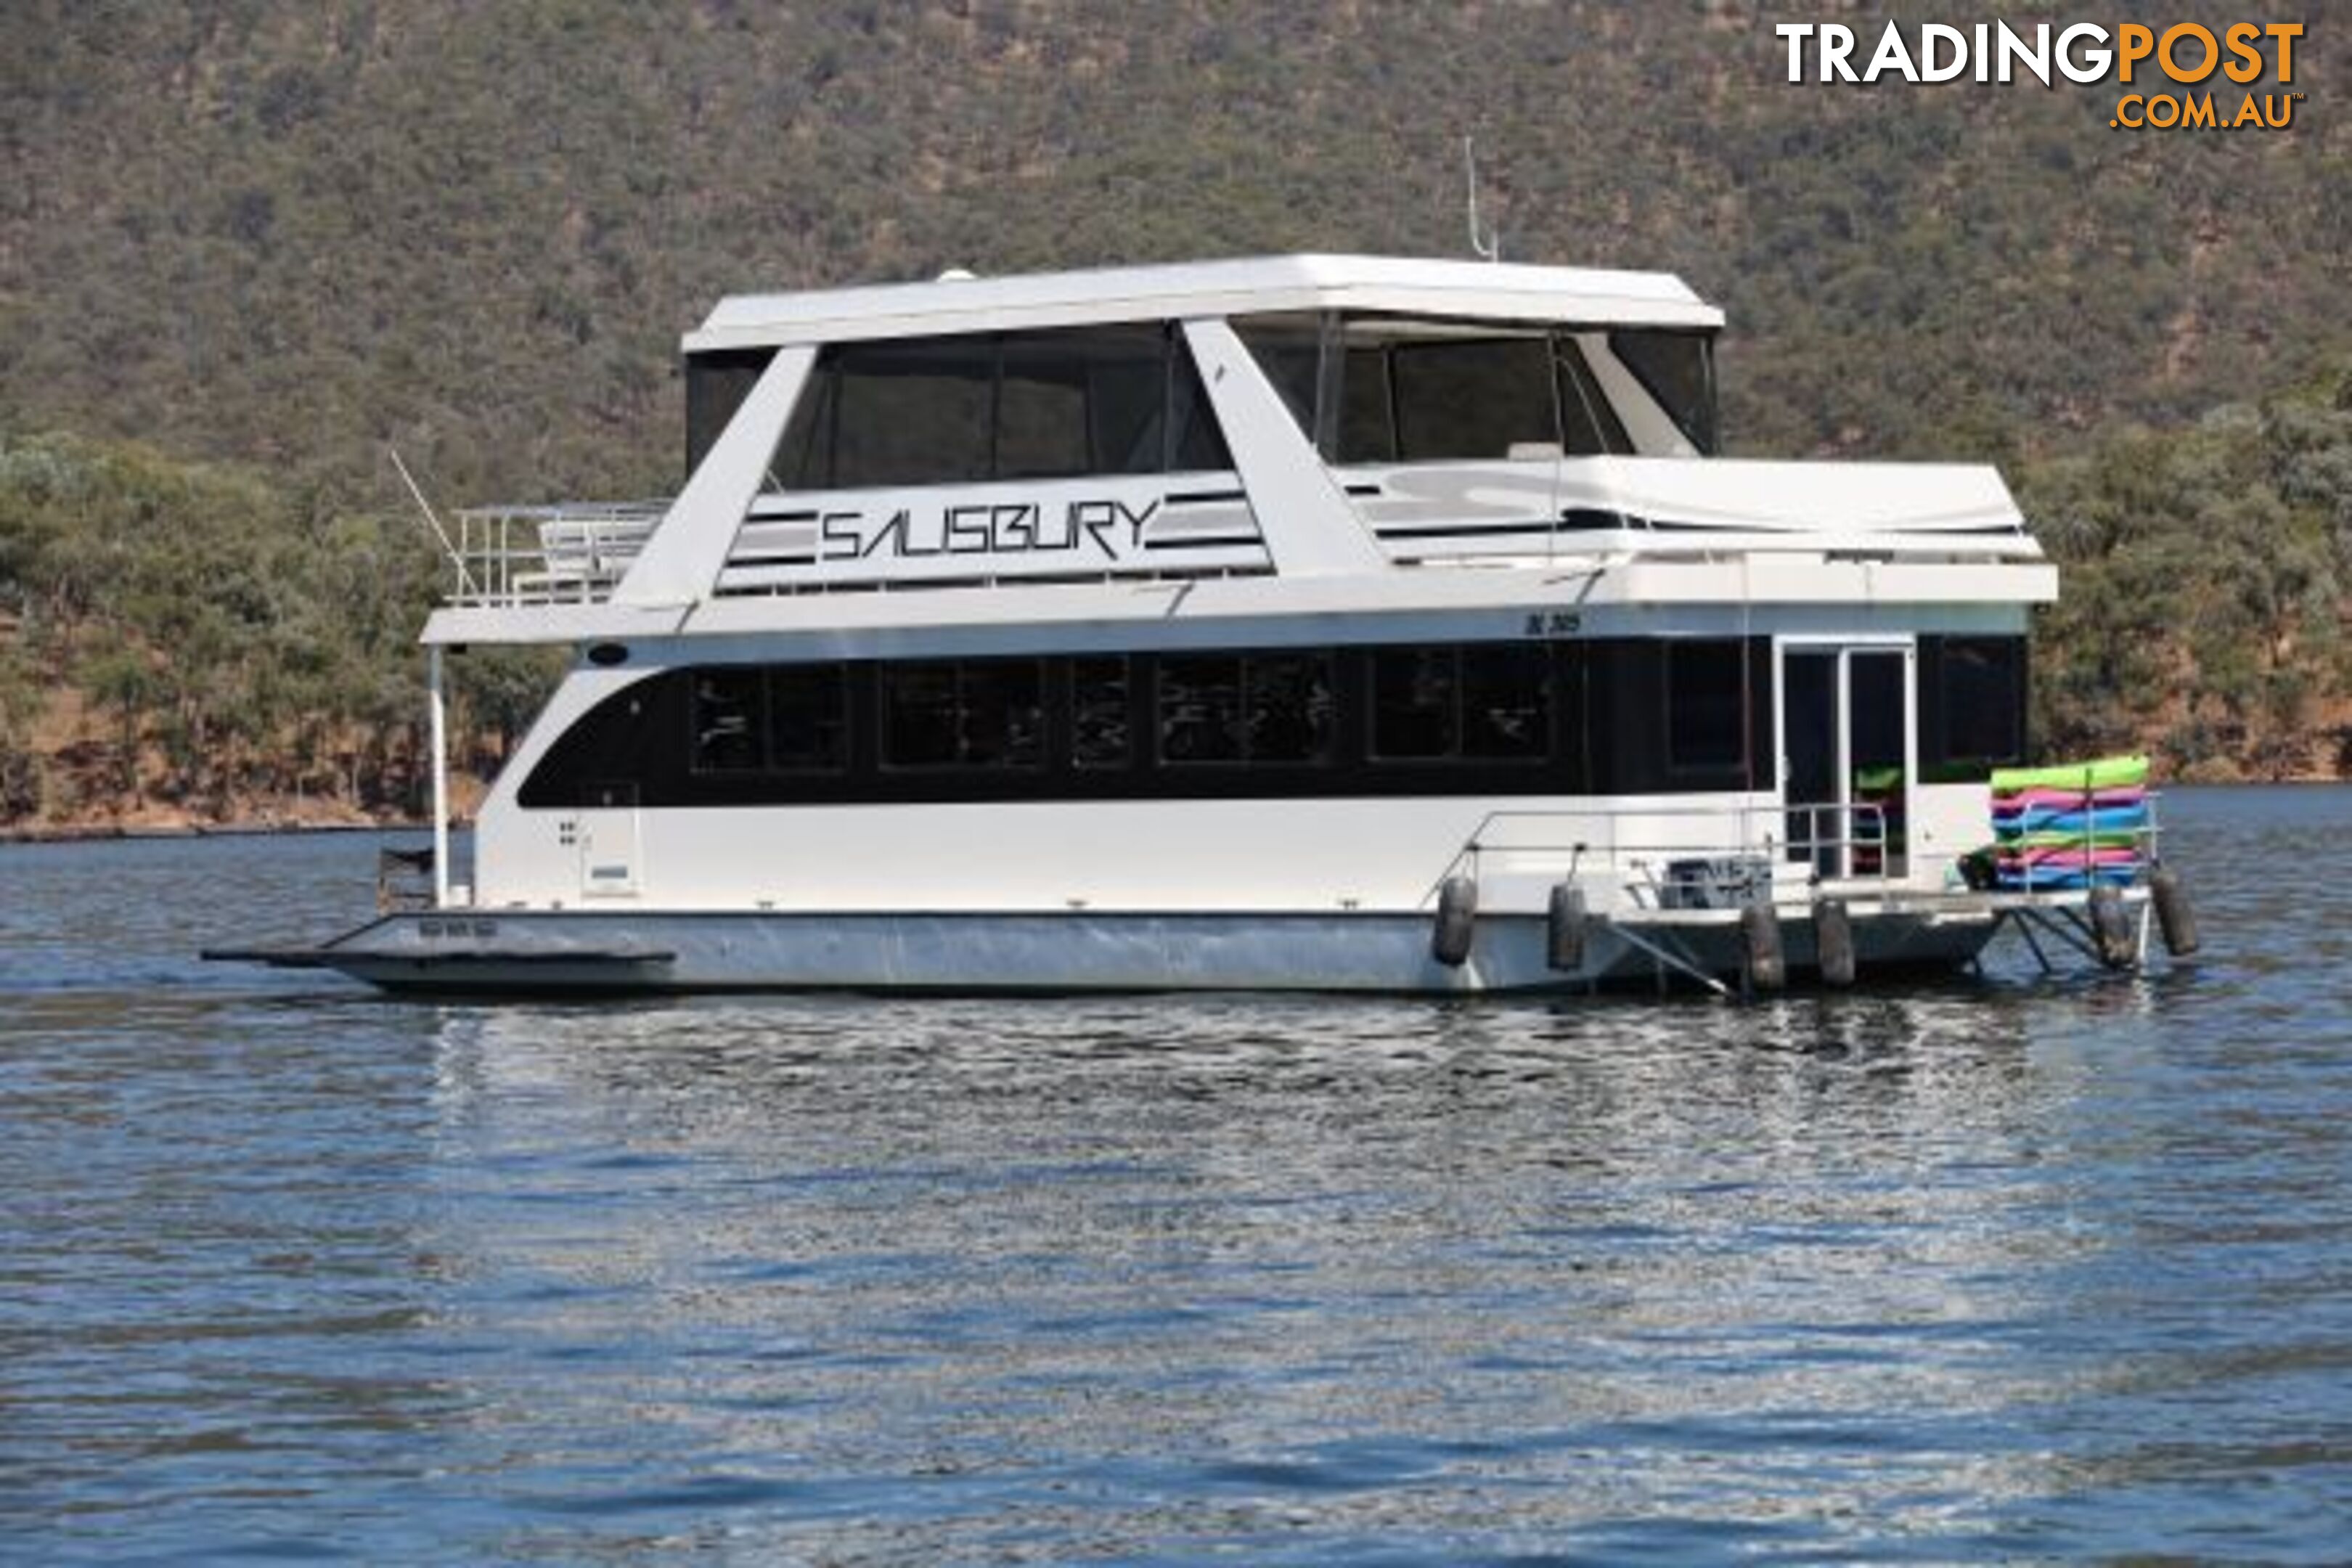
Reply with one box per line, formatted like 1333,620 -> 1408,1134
770,324 -> 1230,494
1664,638 -> 1751,775
879,657 -> 1048,772
518,637 -> 1776,811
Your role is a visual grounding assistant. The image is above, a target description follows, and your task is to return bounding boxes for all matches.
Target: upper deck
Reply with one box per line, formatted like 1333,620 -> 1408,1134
424,254 -> 2051,646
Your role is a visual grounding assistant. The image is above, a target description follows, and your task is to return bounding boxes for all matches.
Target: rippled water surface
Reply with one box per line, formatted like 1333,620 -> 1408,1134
2,788 -> 2348,1563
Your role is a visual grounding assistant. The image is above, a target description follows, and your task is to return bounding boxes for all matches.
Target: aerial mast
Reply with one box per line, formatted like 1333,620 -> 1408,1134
1463,136 -> 1500,263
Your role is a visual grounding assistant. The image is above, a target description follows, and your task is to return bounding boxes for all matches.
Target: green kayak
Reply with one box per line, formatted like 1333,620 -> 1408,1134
1990,755 -> 2149,794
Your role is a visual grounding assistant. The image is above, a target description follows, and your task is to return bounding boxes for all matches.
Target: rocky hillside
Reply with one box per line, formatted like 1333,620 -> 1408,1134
1,2 -> 2347,824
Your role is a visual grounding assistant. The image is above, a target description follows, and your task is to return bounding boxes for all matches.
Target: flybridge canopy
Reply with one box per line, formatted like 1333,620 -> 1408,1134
682,253 -> 1726,352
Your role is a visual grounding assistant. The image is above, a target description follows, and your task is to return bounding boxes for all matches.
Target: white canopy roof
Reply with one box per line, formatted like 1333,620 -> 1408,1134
683,253 -> 1723,352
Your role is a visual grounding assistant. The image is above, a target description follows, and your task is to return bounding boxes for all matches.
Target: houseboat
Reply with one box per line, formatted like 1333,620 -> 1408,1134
211,255 -> 2189,994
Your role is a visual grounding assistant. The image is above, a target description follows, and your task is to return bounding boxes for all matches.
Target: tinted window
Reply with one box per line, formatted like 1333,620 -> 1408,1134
520,640 -> 1777,810
960,661 -> 1045,767
1339,345 -> 1397,465
685,348 -> 777,479
1554,339 -> 1632,457
1609,330 -> 1718,454
1156,651 -> 1334,766
1461,645 -> 1549,758
1233,319 -> 1321,435
882,661 -> 1043,769
832,339 -> 995,488
996,329 -> 1168,481
1246,653 -> 1335,764
773,363 -> 835,490
1169,340 -> 1233,471
1371,645 -> 1548,761
1667,640 -> 1747,771
1071,657 -> 1131,769
1921,636 -> 2027,781
690,668 -> 764,774
1158,654 -> 1244,764
1371,648 -> 1455,759
994,335 -> 1088,481
772,327 -> 1231,489
769,666 -> 846,770
882,663 -> 960,768
1392,338 -> 1558,462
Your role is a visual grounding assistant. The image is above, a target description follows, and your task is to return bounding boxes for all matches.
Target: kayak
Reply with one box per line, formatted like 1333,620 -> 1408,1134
1990,755 -> 2149,795
1991,785 -> 2147,812
1997,844 -> 2143,869
1992,801 -> 2152,836
1997,862 -> 2140,891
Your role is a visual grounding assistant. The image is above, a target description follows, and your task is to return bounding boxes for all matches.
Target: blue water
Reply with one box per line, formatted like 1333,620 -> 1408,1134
1,788 -> 2348,1562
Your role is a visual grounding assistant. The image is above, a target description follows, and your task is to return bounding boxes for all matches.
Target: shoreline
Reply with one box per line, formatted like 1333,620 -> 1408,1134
1,817 -> 455,846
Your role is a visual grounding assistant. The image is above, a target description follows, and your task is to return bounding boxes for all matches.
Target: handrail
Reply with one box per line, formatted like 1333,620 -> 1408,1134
1422,798 -> 1896,910
1424,791 -> 2167,910
444,501 -> 670,608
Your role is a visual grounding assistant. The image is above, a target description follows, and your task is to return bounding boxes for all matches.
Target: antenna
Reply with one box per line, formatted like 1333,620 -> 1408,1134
388,446 -> 477,599
1463,136 -> 1500,263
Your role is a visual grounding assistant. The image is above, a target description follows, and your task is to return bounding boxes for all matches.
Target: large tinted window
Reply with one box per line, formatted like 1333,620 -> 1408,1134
518,639 -> 1776,810
997,327 -> 1167,479
1608,330 -> 1719,454
690,666 -> 848,775
1326,327 -> 1631,465
1393,338 -> 1559,462
833,339 -> 995,488
1158,651 -> 1334,766
883,660 -> 1044,769
771,326 -> 1230,491
1666,640 -> 1747,771
1370,645 -> 1548,760
1920,635 -> 2027,781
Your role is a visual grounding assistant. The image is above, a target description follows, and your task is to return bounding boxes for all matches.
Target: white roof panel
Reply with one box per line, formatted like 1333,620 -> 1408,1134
683,253 -> 1723,351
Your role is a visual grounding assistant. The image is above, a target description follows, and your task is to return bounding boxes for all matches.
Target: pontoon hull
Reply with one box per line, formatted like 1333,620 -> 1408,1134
220,902 -> 2028,996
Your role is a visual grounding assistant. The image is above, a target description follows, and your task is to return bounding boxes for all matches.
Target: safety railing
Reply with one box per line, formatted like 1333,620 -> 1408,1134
444,502 -> 668,608
1421,799 -> 1897,912
1428,792 -> 2168,912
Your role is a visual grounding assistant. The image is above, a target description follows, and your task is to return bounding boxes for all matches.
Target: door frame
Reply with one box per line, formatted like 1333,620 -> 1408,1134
1773,634 -> 1918,880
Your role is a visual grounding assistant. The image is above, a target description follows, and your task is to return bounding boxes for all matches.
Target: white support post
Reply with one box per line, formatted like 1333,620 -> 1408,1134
428,644 -> 451,909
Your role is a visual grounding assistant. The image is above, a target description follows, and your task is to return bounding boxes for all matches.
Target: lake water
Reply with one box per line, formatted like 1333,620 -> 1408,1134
1,787 -> 2347,1563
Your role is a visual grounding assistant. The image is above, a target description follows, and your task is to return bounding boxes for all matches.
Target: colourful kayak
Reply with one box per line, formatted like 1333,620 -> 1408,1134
1992,785 -> 2147,812
1997,844 -> 2142,867
1992,802 -> 2152,836
1994,830 -> 2145,853
1990,755 -> 2149,795
1998,863 -> 2140,891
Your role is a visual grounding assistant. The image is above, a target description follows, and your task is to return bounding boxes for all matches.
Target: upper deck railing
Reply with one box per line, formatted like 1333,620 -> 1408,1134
446,502 -> 666,608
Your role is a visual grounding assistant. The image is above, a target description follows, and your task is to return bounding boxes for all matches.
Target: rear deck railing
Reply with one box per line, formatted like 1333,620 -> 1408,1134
1426,798 -> 2165,913
445,502 -> 668,608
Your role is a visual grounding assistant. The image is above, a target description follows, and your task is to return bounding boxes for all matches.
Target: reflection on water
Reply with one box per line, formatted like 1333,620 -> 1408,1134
2,790 -> 2349,1561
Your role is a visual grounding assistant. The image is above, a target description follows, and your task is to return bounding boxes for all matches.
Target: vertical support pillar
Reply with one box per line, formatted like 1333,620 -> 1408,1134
428,644 -> 451,909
